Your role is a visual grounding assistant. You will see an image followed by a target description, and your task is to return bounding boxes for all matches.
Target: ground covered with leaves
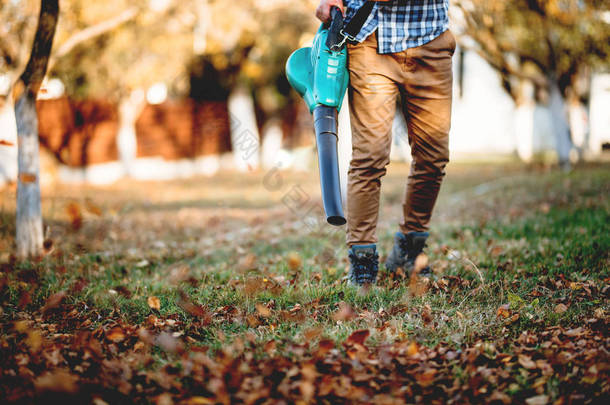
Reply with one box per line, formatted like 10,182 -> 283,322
1,163 -> 609,404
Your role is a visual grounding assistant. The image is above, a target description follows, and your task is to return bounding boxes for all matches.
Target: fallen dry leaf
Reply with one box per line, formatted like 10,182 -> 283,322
106,326 -> 126,343
147,296 -> 161,310
525,395 -> 549,405
287,252 -> 302,270
554,303 -> 568,313
42,291 -> 66,314
407,341 -> 419,356
85,198 -> 103,216
518,354 -> 536,370
0,139 -> 15,146
346,329 -> 370,346
66,202 -> 83,230
497,304 -> 511,319
256,303 -> 271,317
332,301 -> 356,322
34,369 -> 78,394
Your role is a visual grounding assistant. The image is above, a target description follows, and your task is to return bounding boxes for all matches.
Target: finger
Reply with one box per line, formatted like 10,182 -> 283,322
316,4 -> 331,23
331,0 -> 345,14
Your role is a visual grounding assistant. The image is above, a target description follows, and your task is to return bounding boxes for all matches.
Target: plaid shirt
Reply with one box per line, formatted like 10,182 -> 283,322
344,0 -> 449,54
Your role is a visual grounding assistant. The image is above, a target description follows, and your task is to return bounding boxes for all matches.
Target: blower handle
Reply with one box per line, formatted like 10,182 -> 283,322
326,6 -> 345,50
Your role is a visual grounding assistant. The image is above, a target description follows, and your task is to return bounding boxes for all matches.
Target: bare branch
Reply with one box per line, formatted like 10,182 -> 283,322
52,7 -> 138,60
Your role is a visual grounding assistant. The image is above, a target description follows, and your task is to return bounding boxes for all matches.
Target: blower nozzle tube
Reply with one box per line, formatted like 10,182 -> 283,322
313,106 -> 346,226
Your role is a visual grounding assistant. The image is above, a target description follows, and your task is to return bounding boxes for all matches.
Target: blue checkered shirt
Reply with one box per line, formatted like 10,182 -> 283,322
344,0 -> 449,54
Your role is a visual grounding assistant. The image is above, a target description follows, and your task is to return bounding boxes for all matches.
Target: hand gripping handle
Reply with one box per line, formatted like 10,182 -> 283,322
326,6 -> 345,50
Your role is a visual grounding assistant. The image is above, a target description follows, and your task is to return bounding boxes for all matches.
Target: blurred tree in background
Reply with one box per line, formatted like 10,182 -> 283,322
454,0 -> 610,163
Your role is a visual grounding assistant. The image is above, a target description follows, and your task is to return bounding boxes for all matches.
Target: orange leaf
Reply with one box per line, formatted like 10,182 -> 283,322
407,341 -> 419,356
346,329 -> 370,346
147,296 -> 161,310
66,202 -> 83,230
415,368 -> 437,387
316,339 -> 335,357
496,304 -> 511,319
287,252 -> 302,270
518,354 -> 536,369
85,199 -> 103,216
106,326 -> 126,343
256,303 -> 271,317
0,139 -> 15,146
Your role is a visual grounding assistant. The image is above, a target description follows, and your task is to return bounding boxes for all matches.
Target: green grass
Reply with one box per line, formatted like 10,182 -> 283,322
2,163 -> 608,357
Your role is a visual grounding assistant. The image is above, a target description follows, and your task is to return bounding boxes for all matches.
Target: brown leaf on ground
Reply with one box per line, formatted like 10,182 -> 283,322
497,304 -> 511,319
66,202 -> 83,230
238,253 -> 257,272
315,339 -> 335,357
332,301 -> 356,322
346,329 -> 370,346
147,296 -> 161,310
85,198 -> 103,216
287,252 -> 302,270
554,303 -> 568,313
0,139 -> 15,146
264,340 -> 276,355
34,369 -> 78,394
256,303 -> 271,317
178,299 -> 211,323
156,332 -> 183,353
106,326 -> 126,343
41,291 -> 66,314
421,305 -> 433,325
415,368 -> 437,387
18,289 -> 32,309
525,395 -> 549,405
303,327 -> 323,341
407,341 -> 419,356
518,354 -> 536,369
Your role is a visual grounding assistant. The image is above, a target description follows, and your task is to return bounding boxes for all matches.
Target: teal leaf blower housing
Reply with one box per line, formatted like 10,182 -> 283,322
285,8 -> 349,226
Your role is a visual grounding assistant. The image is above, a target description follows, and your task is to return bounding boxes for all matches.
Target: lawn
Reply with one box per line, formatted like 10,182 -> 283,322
0,162 -> 608,404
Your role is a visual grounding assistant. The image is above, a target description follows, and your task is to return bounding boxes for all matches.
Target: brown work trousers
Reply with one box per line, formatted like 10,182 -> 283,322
346,30 -> 455,246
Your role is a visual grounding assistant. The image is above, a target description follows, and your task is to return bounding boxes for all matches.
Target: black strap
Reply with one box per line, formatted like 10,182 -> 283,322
342,1 -> 376,40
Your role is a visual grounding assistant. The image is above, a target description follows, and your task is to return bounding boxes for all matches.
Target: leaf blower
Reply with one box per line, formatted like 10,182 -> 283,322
285,7 -> 349,226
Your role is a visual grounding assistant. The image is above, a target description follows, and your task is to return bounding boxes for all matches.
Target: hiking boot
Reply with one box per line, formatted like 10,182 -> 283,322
348,244 -> 379,285
385,231 -> 432,277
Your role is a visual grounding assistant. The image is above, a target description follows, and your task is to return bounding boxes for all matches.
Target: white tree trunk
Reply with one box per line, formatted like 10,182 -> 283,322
568,100 -> 588,161
228,85 -> 260,171
15,92 -> 44,259
117,90 -> 145,177
261,119 -> 284,170
548,81 -> 573,167
514,81 -> 536,162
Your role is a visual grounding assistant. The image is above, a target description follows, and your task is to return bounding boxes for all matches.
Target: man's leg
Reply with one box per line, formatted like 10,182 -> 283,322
400,30 -> 455,234
346,33 -> 400,246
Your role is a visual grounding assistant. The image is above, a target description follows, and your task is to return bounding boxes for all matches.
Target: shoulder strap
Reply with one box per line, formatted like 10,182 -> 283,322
342,1 -> 376,41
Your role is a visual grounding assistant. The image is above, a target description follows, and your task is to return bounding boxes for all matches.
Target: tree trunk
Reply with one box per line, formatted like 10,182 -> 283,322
13,0 -> 59,259
514,81 -> 536,162
228,85 -> 260,171
548,79 -> 573,169
117,90 -> 145,177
